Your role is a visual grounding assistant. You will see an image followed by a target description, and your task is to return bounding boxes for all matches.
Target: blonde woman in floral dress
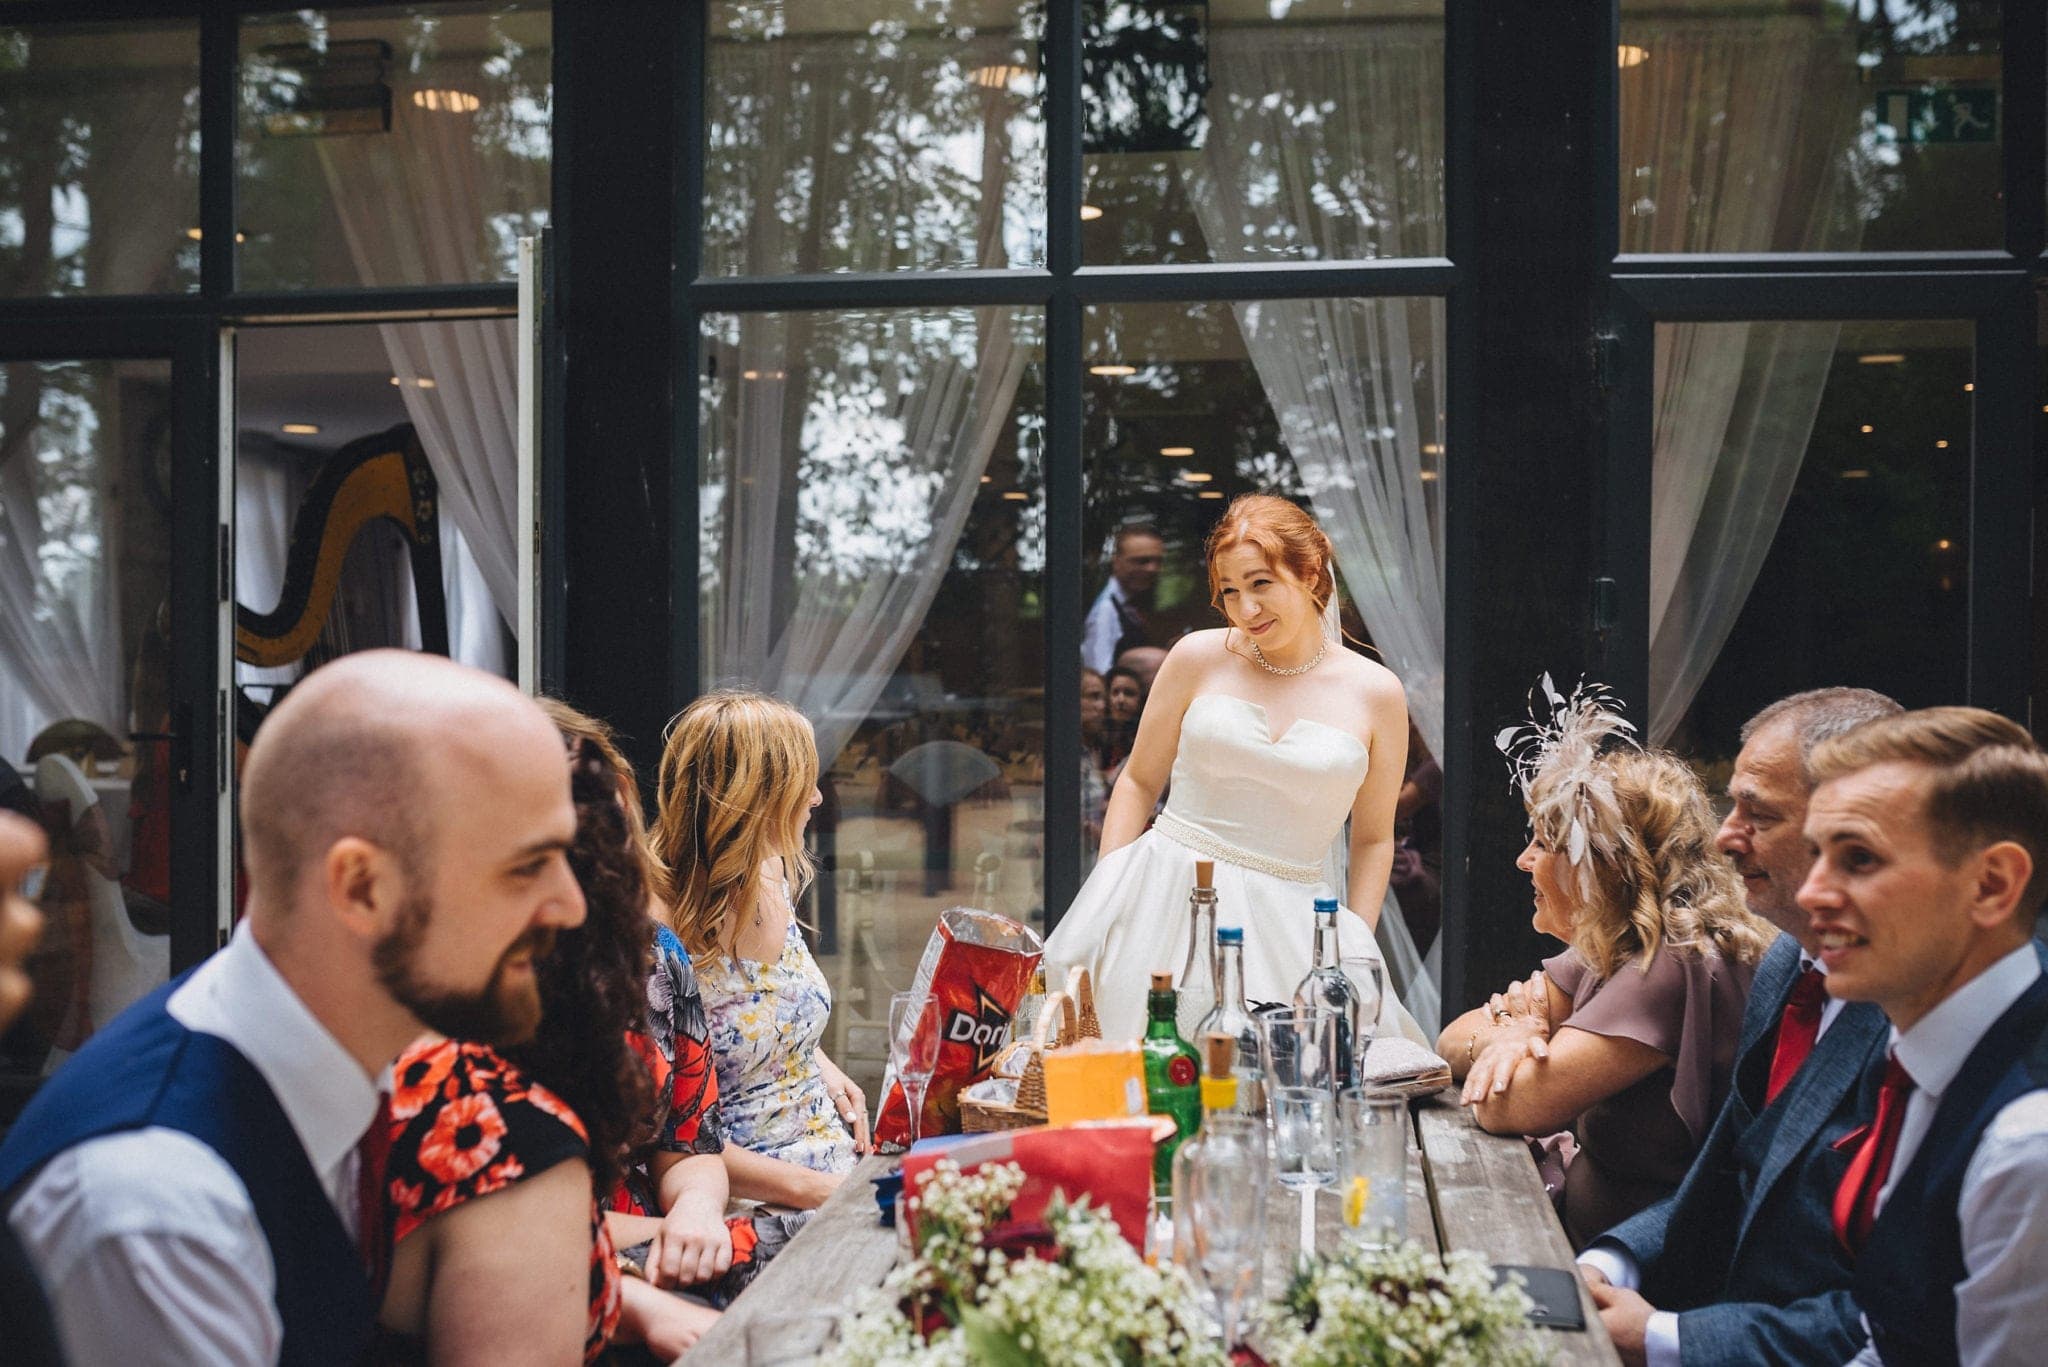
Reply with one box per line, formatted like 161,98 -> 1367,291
652,692 -> 865,1206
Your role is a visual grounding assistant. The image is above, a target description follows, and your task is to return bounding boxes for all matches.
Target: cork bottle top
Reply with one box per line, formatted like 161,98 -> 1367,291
1195,860 -> 1214,890
1200,1032 -> 1236,1078
1150,971 -> 1173,992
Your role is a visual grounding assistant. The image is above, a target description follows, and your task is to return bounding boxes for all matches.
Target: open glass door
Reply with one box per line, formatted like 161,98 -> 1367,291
0,323 -> 221,1114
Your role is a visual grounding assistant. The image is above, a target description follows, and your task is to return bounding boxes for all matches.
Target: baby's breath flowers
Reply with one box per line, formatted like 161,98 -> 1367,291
1258,1240 -> 1550,1367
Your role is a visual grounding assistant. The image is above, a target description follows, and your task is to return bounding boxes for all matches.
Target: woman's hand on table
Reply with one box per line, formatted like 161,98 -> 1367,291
1459,1021 -> 1549,1105
618,1278 -> 721,1358
817,1050 -> 870,1154
647,1192 -> 733,1289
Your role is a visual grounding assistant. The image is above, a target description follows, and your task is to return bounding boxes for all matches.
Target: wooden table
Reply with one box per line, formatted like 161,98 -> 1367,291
686,1101 -> 1620,1364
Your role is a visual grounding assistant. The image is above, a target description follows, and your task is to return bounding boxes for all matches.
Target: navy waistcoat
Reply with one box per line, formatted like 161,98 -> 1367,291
0,974 -> 376,1367
1854,973 -> 2048,1367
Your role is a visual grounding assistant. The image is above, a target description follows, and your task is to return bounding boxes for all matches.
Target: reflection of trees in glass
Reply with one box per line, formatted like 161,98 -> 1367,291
705,2 -> 1045,274
0,24 -> 200,296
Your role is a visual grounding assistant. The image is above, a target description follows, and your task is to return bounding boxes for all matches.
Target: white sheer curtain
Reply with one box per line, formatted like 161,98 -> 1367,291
313,71 -> 546,677
1625,18 -> 1867,740
700,34 -> 1036,765
1184,23 -> 1446,1032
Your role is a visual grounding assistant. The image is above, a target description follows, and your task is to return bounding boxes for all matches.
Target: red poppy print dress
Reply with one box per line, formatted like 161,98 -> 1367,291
382,1039 -> 621,1363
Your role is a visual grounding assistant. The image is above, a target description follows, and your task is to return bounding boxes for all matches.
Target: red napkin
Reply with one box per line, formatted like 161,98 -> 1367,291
900,1119 -> 1169,1250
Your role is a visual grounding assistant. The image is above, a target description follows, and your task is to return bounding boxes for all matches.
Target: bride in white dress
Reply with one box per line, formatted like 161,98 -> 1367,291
1047,495 -> 1419,1041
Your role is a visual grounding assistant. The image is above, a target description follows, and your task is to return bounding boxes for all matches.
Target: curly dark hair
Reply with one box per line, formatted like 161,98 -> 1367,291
500,735 -> 655,1197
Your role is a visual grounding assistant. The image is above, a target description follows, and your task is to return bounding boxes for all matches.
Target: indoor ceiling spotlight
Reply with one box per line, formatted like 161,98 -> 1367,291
1617,44 -> 1649,68
1002,490 -> 1029,501
411,88 -> 481,113
1419,470 -> 1439,482
1181,471 -> 1214,483
1936,439 -> 1950,449
280,423 -> 321,436
1858,424 -> 1873,434
1856,353 -> 1906,365
968,62 -> 1032,90
389,375 -> 438,389
185,228 -> 247,242
1936,539 -> 1953,550
1088,363 -> 1138,377
1160,446 -> 1194,457
1080,204 -> 1105,221
1964,382 -> 1975,392
1198,490 -> 1223,500
1840,469 -> 1872,479
1421,442 -> 1443,455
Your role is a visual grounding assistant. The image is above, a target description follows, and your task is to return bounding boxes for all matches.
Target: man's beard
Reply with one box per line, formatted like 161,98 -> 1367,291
373,891 -> 554,1047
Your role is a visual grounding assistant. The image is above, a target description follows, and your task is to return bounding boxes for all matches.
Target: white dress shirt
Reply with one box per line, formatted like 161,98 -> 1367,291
7,922 -> 382,1367
1082,578 -> 1132,675
1578,955 -> 1843,1367
1843,941 -> 2047,1367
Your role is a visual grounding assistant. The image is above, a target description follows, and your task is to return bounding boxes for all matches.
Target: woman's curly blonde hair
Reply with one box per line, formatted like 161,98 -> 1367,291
1527,745 -> 1771,979
651,690 -> 817,966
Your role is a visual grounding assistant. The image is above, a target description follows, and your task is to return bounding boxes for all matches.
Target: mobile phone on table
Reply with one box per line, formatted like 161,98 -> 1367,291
1492,1264 -> 1588,1331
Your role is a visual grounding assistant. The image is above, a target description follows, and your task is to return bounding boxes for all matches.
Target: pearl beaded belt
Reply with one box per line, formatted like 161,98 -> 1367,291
1153,809 -> 1323,884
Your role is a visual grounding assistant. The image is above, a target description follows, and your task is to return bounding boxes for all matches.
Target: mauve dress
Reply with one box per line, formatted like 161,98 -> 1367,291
1541,943 -> 1757,1248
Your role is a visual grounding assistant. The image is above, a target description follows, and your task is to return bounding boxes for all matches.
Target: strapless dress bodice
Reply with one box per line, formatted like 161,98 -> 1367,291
1155,693 -> 1370,880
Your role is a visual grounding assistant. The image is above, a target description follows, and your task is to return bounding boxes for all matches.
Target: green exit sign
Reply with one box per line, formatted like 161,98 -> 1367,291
1875,87 -> 1999,144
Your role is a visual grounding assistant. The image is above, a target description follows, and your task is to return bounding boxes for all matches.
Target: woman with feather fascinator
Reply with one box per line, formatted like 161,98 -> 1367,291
1436,678 -> 1771,1246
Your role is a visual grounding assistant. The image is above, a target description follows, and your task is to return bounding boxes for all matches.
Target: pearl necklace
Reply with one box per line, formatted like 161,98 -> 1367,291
1249,636 -> 1327,676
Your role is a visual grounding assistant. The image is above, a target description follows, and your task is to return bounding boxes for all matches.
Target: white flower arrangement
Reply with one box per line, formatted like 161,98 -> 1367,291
1257,1240 -> 1551,1367
824,1159 -> 1225,1367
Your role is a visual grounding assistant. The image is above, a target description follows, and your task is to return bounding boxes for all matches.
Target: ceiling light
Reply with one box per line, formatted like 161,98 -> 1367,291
1089,364 -> 1138,377
1859,424 -> 1873,434
411,88 -> 481,113
980,475 -> 991,484
1001,490 -> 1029,502
1421,443 -> 1444,455
1198,490 -> 1224,500
185,228 -> 247,242
1857,353 -> 1906,365
1160,446 -> 1194,457
1936,439 -> 1950,449
280,422 -> 321,435
1964,382 -> 1975,392
1936,539 -> 1952,550
1617,44 -> 1649,68
1419,470 -> 1439,482
1840,469 -> 1871,479
968,62 -> 1031,89
389,375 -> 437,389
1080,204 -> 1105,221
1181,471 -> 1214,483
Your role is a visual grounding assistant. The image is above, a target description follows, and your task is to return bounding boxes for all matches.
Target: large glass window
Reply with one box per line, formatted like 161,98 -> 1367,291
1620,1 -> 2003,254
238,4 -> 551,290
1660,319 -> 1972,772
1082,0 -> 1445,267
699,305 -> 1045,1102
0,358 -> 176,1093
0,22 -> 201,296
1080,296 -> 1446,1027
703,1 -> 1047,275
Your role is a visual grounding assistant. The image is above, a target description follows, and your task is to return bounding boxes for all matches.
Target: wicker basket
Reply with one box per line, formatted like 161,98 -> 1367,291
961,990 -> 1075,1133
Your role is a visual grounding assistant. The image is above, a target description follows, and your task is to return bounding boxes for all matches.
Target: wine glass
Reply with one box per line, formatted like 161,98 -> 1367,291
888,991 -> 941,1148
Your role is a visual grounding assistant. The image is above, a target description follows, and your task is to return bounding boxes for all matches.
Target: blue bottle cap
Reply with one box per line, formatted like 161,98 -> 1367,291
1216,925 -> 1244,945
1313,896 -> 1340,914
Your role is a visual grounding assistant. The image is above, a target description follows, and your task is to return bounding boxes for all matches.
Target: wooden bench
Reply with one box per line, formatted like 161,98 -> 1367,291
686,1099 -> 1621,1364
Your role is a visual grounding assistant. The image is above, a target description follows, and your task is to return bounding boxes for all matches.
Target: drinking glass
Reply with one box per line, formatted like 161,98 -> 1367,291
1339,955 -> 1386,1072
1255,1002 -> 1342,1097
1271,1086 -> 1338,1193
1337,1087 -> 1408,1250
888,991 -> 941,1148
1174,1112 -> 1268,1345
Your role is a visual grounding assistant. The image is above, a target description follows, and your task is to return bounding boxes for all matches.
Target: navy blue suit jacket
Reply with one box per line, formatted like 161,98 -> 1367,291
1598,932 -> 1889,1367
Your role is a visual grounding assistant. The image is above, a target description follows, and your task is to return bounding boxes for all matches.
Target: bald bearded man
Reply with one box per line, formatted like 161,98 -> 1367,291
0,652 -> 586,1367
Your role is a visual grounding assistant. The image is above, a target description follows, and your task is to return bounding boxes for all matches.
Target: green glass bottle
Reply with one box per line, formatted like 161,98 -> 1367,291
1141,971 -> 1203,1194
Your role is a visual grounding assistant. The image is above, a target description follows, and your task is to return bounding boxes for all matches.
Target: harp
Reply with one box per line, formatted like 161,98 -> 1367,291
234,422 -> 449,737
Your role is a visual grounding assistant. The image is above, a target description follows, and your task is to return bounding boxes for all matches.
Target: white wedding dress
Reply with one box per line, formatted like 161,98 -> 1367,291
1047,692 -> 1419,1042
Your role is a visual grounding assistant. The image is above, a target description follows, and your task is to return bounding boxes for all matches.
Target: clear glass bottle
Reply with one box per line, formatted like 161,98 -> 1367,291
1172,1033 -> 1268,1346
1194,925 -> 1263,1116
1292,896 -> 1360,1089
1175,860 -> 1219,1039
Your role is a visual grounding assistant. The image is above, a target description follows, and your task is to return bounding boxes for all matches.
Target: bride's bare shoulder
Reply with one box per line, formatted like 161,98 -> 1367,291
1169,628 -> 1232,662
1331,649 -> 1406,704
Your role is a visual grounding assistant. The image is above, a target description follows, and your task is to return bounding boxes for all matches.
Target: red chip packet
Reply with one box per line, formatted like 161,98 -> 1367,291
875,908 -> 1041,1148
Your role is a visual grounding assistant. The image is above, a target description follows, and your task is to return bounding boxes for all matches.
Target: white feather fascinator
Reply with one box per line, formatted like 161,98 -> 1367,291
1495,675 -> 1639,905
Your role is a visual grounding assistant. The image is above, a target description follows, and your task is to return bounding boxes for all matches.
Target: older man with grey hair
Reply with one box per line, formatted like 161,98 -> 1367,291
1581,687 -> 1901,1367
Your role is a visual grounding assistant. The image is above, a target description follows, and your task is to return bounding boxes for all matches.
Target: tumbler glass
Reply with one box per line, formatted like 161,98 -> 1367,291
1337,1087 -> 1408,1250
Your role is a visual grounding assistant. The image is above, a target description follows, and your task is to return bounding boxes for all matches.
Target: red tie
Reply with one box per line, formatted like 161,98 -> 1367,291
1833,1055 -> 1914,1255
1765,966 -> 1828,1105
356,1091 -> 394,1301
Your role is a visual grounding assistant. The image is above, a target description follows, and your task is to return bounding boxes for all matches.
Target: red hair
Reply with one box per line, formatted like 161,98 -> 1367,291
1205,494 -> 1336,615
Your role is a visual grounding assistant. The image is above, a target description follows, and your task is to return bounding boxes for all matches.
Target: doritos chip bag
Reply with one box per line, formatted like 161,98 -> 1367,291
876,907 -> 1042,1149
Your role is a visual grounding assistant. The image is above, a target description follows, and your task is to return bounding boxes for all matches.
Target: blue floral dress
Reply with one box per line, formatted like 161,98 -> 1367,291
697,913 -> 857,1175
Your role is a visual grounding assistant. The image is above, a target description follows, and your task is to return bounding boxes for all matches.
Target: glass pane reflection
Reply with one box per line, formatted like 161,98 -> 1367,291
0,359 -> 176,1097
704,1 -> 1048,275
699,305 -> 1045,1105
1663,320 -> 1972,772
1621,1 -> 2002,254
0,22 -> 201,296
